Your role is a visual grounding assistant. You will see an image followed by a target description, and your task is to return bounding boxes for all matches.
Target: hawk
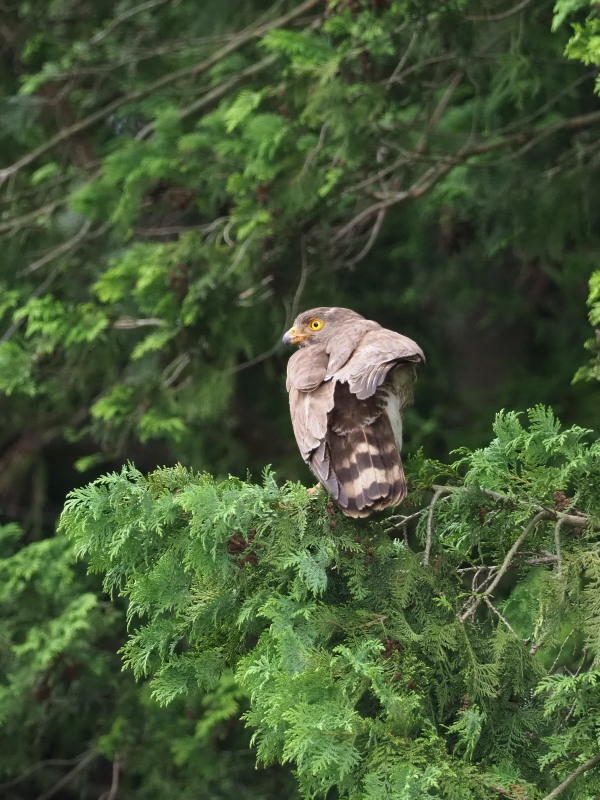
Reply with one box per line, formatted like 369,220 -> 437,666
283,307 -> 424,518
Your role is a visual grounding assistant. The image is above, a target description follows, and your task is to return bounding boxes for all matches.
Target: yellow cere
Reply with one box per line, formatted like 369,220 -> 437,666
308,319 -> 324,331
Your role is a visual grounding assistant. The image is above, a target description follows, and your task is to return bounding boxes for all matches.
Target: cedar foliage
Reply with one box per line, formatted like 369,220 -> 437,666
0,522 -> 299,799
559,0 -> 600,383
60,407 -> 600,799
1,1 -> 600,798
1,0 -> 599,496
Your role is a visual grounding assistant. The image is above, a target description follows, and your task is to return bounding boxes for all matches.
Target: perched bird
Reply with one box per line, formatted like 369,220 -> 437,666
283,307 -> 424,518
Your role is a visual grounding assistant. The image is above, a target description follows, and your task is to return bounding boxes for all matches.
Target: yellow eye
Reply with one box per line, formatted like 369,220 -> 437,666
308,319 -> 324,331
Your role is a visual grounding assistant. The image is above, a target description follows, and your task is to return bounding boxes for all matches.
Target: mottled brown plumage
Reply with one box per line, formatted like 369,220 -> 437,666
283,307 -> 424,518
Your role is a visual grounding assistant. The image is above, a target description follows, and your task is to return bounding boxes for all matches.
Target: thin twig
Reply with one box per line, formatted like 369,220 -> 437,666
493,71 -> 595,137
135,54 -> 278,140
90,0 -> 170,44
385,27 -> 420,87
465,0 -> 534,22
474,566 -> 499,594
332,157 -> 456,243
112,317 -> 163,329
548,630 -> 575,673
297,121 -> 329,179
0,0 -> 323,182
35,751 -> 97,800
0,753 -> 91,791
540,752 -> 600,800
432,484 -> 592,530
341,154 -> 410,198
415,69 -> 465,153
41,37 -> 237,82
484,597 -> 518,635
424,487 -> 450,566
554,518 -> 564,576
344,208 -> 387,267
2,221 -> 108,343
290,234 -> 310,322
133,225 -> 200,237
331,110 -> 600,245
19,220 -> 92,276
458,565 -> 491,574
161,353 -> 191,388
102,753 -> 121,800
384,508 -> 426,534
231,233 -> 311,374
0,200 -> 64,235
385,53 -> 457,86
460,510 -> 549,622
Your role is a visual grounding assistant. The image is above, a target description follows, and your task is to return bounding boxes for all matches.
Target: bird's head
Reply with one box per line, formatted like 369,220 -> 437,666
282,307 -> 365,347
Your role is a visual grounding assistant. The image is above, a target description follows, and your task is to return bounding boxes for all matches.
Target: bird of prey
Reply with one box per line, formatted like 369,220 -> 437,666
283,307 -> 424,518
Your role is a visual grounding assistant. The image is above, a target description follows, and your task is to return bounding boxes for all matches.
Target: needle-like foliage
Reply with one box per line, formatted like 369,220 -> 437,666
61,407 -> 600,799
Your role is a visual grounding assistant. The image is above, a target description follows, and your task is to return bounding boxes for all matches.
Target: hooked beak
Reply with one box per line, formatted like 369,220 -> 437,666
282,326 -> 310,346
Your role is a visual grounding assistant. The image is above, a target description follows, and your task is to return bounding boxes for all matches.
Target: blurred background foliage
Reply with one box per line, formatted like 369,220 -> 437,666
0,0 -> 599,797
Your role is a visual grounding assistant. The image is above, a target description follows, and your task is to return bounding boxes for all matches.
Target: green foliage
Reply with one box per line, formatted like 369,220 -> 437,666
460,405 -> 596,501
0,521 -> 298,799
553,1 -> 600,384
2,1 -> 600,798
61,407 -> 600,799
2,0 -> 599,484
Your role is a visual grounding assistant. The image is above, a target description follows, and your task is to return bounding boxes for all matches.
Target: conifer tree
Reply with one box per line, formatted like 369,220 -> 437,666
2,2 -> 600,798
61,407 -> 600,800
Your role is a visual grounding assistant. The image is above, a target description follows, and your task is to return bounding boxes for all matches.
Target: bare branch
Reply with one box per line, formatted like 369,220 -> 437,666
385,26 -> 420,87
385,508 -> 427,535
341,154 -> 410,198
135,54 -> 278,140
415,69 -> 465,153
331,110 -> 600,246
0,753 -> 92,791
344,207 -> 387,267
161,353 -> 191,388
460,510 -> 550,622
297,121 -> 329,179
385,53 -> 457,86
424,487 -> 451,566
41,37 -> 237,82
229,341 -> 281,374
554,518 -> 565,576
20,220 -> 93,276
0,0 -> 323,183
0,200 -> 64,235
484,596 -> 518,636
35,751 -> 97,800
133,225 -> 200,238
332,156 -> 457,244
99,752 -> 121,800
90,0 -> 171,44
548,630 -> 575,672
540,752 -> 600,800
113,317 -> 164,329
290,234 -> 311,322
432,484 -> 593,530
465,0 -> 534,22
